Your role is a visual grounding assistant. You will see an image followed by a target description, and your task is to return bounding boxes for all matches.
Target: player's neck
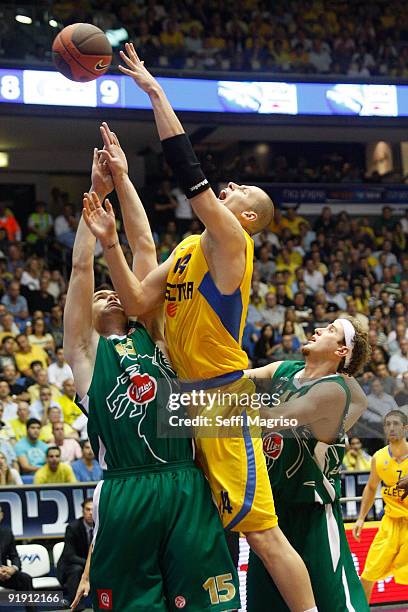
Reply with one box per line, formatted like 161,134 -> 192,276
303,356 -> 337,380
389,439 -> 408,459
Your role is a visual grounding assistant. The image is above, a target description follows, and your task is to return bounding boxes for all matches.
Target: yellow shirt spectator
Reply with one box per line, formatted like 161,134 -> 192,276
40,422 -> 75,443
9,418 -> 27,441
57,395 -> 82,425
34,462 -> 77,484
15,337 -> 48,375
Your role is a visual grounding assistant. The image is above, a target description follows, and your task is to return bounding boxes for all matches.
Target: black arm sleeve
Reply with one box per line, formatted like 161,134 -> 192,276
161,134 -> 209,199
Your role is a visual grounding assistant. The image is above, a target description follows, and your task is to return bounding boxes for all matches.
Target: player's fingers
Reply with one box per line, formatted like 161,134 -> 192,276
93,147 -> 98,162
105,199 -> 114,215
119,50 -> 136,69
97,149 -> 114,164
90,191 -> 102,209
101,121 -> 116,145
118,65 -> 134,77
100,124 -> 112,148
111,132 -> 120,146
70,591 -> 82,610
83,193 -> 93,212
129,42 -> 139,62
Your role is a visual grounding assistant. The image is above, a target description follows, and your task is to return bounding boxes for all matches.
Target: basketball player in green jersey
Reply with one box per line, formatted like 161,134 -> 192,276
246,317 -> 371,612
64,124 -> 240,612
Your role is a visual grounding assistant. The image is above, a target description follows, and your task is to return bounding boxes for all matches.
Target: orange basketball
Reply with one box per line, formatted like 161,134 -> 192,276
52,23 -> 112,82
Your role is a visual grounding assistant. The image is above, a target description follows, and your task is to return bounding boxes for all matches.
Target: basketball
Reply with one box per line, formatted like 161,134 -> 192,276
52,23 -> 112,82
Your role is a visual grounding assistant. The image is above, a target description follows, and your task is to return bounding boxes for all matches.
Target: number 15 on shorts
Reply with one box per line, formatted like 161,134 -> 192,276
203,573 -> 236,605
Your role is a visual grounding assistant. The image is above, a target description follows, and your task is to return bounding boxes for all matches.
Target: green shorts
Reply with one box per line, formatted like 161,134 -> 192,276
247,499 -> 368,612
91,461 -> 240,611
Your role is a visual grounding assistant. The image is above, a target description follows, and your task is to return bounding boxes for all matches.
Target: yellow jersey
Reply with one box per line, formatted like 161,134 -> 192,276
34,462 -> 77,484
374,445 -> 408,519
165,232 -> 253,381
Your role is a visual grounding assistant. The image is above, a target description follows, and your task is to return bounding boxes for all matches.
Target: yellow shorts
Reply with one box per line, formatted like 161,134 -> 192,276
362,514 -> 408,584
193,375 -> 277,533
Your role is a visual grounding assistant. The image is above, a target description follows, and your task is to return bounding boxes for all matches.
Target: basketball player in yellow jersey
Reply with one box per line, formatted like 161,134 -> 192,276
353,410 -> 408,603
83,42 -> 318,612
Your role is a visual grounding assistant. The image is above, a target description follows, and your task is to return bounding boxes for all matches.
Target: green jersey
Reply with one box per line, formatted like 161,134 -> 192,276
83,323 -> 192,469
263,360 -> 350,505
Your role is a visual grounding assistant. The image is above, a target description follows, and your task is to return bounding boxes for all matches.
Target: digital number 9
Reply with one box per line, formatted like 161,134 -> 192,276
1,76 -> 21,100
100,79 -> 119,105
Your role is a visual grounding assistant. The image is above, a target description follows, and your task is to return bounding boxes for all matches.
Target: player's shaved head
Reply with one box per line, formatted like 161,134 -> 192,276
247,188 -> 274,235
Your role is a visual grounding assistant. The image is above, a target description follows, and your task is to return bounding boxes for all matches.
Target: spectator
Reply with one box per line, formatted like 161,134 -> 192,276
365,379 -> 398,428
0,380 -> 18,421
27,276 -> 56,314
72,440 -> 103,482
58,378 -> 83,425
54,203 -> 78,249
0,204 -> 21,241
34,446 -> 76,484
0,312 -> 19,342
259,292 -> 286,329
8,400 -> 30,441
15,334 -> 48,376
57,497 -> 93,608
48,347 -> 73,390
0,505 -> 35,608
0,452 -> 22,485
271,333 -> 304,361
303,259 -> 324,292
1,282 -> 29,322
374,363 -> 397,397
0,403 -> 16,443
26,201 -> 54,247
49,304 -> 64,346
343,436 -> 372,471
256,245 -> 276,283
40,406 -> 77,443
2,364 -> 27,397
20,256 -> 41,291
388,338 -> 408,376
30,385 -> 61,423
28,318 -> 55,353
27,368 -> 60,403
395,371 -> 408,407
52,421 -> 82,463
253,324 -> 276,367
15,418 -> 48,474
0,336 -> 17,371
152,180 -> 177,230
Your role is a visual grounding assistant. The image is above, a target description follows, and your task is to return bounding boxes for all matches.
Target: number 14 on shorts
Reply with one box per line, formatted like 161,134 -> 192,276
203,573 -> 236,605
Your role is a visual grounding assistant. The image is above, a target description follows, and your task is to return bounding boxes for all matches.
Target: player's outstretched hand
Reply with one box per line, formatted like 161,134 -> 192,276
70,571 -> 90,610
119,42 -> 158,94
83,191 -> 118,248
397,474 -> 408,500
98,121 -> 128,181
91,146 -> 114,200
352,518 -> 364,542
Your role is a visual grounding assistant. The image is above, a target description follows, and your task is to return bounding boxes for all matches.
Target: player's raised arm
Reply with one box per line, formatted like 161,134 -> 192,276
82,192 -> 171,317
245,362 -> 282,380
98,122 -> 157,280
64,149 -> 112,397
118,43 -> 248,252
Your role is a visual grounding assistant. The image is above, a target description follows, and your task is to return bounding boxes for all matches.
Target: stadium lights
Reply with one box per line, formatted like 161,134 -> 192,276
49,19 -> 58,28
15,9 -> 32,24
0,153 -> 9,168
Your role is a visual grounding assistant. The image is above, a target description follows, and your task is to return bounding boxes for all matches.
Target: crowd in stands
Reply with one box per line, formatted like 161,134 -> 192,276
2,0 -> 408,77
0,185 -> 407,482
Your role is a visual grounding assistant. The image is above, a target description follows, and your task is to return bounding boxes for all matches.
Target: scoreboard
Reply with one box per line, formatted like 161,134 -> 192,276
1,67 -> 408,116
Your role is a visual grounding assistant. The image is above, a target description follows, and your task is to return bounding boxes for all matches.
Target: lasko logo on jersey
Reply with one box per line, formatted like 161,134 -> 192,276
97,589 -> 112,610
128,373 -> 157,404
175,595 -> 186,608
263,432 -> 284,460
95,59 -> 110,70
